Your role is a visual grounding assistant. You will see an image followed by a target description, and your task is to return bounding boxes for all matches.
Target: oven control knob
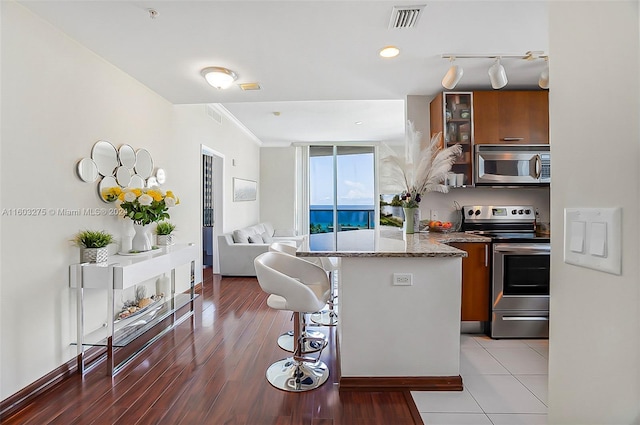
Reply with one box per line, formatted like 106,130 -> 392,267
518,209 -> 524,214
511,209 -> 517,215
467,210 -> 474,216
525,209 -> 531,215
474,209 -> 481,216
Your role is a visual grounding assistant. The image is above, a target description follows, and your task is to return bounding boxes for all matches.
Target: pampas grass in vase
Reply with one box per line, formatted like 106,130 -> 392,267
380,121 -> 462,231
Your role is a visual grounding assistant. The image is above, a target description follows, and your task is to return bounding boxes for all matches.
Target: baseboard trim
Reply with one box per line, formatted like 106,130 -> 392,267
0,353 -> 80,420
339,375 -> 463,392
0,283 -> 204,421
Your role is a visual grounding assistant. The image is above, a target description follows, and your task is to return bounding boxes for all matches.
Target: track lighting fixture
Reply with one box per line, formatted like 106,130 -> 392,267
538,57 -> 549,89
440,52 -> 548,90
488,58 -> 508,89
441,57 -> 464,90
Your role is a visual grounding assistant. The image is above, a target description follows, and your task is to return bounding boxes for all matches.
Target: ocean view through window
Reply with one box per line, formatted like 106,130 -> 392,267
309,146 -> 375,251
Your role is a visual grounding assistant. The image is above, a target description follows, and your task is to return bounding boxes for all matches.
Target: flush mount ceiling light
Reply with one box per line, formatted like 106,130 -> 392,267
379,46 -> 400,58
441,57 -> 464,90
201,67 -> 238,89
441,52 -> 548,90
488,58 -> 508,89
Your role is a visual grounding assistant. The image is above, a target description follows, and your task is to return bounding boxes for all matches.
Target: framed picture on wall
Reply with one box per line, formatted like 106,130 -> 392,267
233,178 -> 257,202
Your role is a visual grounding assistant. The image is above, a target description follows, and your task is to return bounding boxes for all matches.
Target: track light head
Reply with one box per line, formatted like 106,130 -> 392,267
488,58 -> 508,90
441,58 -> 464,90
538,59 -> 549,89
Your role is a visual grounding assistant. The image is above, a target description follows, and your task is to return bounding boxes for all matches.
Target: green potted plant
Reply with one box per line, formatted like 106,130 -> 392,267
155,221 -> 176,246
73,229 -> 114,263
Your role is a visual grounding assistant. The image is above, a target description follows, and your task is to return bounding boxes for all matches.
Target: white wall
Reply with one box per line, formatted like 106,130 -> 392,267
260,147 -> 297,231
548,2 -> 640,423
0,2 -> 260,399
172,105 -> 261,235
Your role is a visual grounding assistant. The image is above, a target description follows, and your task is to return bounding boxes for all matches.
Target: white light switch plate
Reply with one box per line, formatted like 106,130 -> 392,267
564,207 -> 622,275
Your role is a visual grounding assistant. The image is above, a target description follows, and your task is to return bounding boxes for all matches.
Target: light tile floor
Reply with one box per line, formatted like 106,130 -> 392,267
412,334 -> 549,425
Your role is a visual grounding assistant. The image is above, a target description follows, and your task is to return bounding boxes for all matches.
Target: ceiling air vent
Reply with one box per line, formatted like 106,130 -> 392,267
239,82 -> 261,91
389,5 -> 425,29
205,104 -> 222,124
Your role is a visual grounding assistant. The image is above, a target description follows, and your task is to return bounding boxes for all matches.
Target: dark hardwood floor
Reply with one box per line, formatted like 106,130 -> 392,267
3,269 -> 422,424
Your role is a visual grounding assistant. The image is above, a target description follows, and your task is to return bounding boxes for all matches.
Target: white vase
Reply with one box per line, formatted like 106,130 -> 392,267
156,273 -> 171,297
121,219 -> 135,252
132,223 -> 152,252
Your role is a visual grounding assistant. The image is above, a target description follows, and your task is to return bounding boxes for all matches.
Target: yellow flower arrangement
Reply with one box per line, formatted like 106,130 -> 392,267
102,187 -> 179,225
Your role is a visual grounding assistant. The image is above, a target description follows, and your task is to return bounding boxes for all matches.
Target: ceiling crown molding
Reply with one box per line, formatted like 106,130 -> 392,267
209,104 -> 263,146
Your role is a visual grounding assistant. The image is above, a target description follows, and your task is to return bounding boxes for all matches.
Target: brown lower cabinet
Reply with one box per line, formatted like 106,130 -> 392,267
450,242 -> 490,321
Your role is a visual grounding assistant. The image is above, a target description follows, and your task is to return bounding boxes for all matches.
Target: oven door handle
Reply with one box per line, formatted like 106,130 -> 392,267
494,244 -> 550,254
502,316 -> 549,321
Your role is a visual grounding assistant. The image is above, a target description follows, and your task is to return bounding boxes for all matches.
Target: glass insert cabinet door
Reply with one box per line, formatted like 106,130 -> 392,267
442,92 -> 473,186
308,146 -> 375,251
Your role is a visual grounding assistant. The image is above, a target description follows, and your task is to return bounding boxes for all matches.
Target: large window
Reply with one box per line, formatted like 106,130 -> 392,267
308,146 -> 375,251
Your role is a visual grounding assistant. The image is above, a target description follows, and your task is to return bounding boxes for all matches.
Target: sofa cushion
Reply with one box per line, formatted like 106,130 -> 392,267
232,229 -> 251,243
263,222 -> 275,237
248,234 -> 264,244
261,231 -> 274,243
248,224 -> 265,236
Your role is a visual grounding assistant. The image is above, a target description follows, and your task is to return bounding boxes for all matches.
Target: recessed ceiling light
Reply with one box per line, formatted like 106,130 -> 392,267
355,121 -> 363,125
379,46 -> 400,58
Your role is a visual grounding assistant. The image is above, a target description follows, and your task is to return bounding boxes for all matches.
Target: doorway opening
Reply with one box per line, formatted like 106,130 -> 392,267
201,145 -> 224,273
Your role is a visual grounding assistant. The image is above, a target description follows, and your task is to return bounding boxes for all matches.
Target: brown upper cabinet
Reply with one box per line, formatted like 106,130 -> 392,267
473,90 -> 549,144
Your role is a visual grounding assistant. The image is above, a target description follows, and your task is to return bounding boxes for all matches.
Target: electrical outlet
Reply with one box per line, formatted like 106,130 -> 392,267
430,210 -> 439,221
393,273 -> 413,286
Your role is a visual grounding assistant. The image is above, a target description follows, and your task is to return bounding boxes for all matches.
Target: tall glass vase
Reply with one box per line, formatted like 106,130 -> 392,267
403,207 -> 417,234
132,223 -> 152,252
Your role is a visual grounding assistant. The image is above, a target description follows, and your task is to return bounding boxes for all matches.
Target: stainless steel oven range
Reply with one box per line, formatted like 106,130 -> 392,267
462,205 -> 550,339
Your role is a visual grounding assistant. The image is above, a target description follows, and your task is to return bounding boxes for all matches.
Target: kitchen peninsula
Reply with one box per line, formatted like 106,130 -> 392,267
297,229 -> 489,391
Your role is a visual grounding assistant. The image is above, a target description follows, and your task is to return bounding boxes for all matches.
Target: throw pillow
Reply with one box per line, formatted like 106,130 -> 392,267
249,224 -> 265,235
263,222 -> 275,237
248,234 -> 264,244
261,232 -> 273,243
232,229 -> 250,243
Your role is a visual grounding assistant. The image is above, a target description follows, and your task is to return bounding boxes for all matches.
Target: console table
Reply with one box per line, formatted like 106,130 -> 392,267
69,244 -> 200,376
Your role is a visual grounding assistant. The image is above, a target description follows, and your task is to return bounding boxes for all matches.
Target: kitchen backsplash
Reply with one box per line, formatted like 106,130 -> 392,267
419,186 -> 551,226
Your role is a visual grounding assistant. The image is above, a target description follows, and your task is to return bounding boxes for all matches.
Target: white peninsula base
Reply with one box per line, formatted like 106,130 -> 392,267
337,255 -> 462,390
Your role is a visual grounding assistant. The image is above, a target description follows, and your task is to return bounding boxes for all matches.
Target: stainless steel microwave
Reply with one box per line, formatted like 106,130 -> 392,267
475,144 -> 551,186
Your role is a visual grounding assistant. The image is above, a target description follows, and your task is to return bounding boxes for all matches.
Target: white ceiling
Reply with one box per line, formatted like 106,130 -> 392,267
19,0 -> 549,146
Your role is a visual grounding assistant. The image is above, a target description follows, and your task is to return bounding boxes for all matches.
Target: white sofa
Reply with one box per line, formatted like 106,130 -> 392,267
218,222 -> 306,276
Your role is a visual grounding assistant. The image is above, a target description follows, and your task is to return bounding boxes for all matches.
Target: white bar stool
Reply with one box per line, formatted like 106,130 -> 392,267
254,251 -> 331,391
268,243 -> 328,353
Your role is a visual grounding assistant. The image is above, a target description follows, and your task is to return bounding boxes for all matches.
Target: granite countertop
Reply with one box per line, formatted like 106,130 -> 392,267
297,229 -> 490,258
